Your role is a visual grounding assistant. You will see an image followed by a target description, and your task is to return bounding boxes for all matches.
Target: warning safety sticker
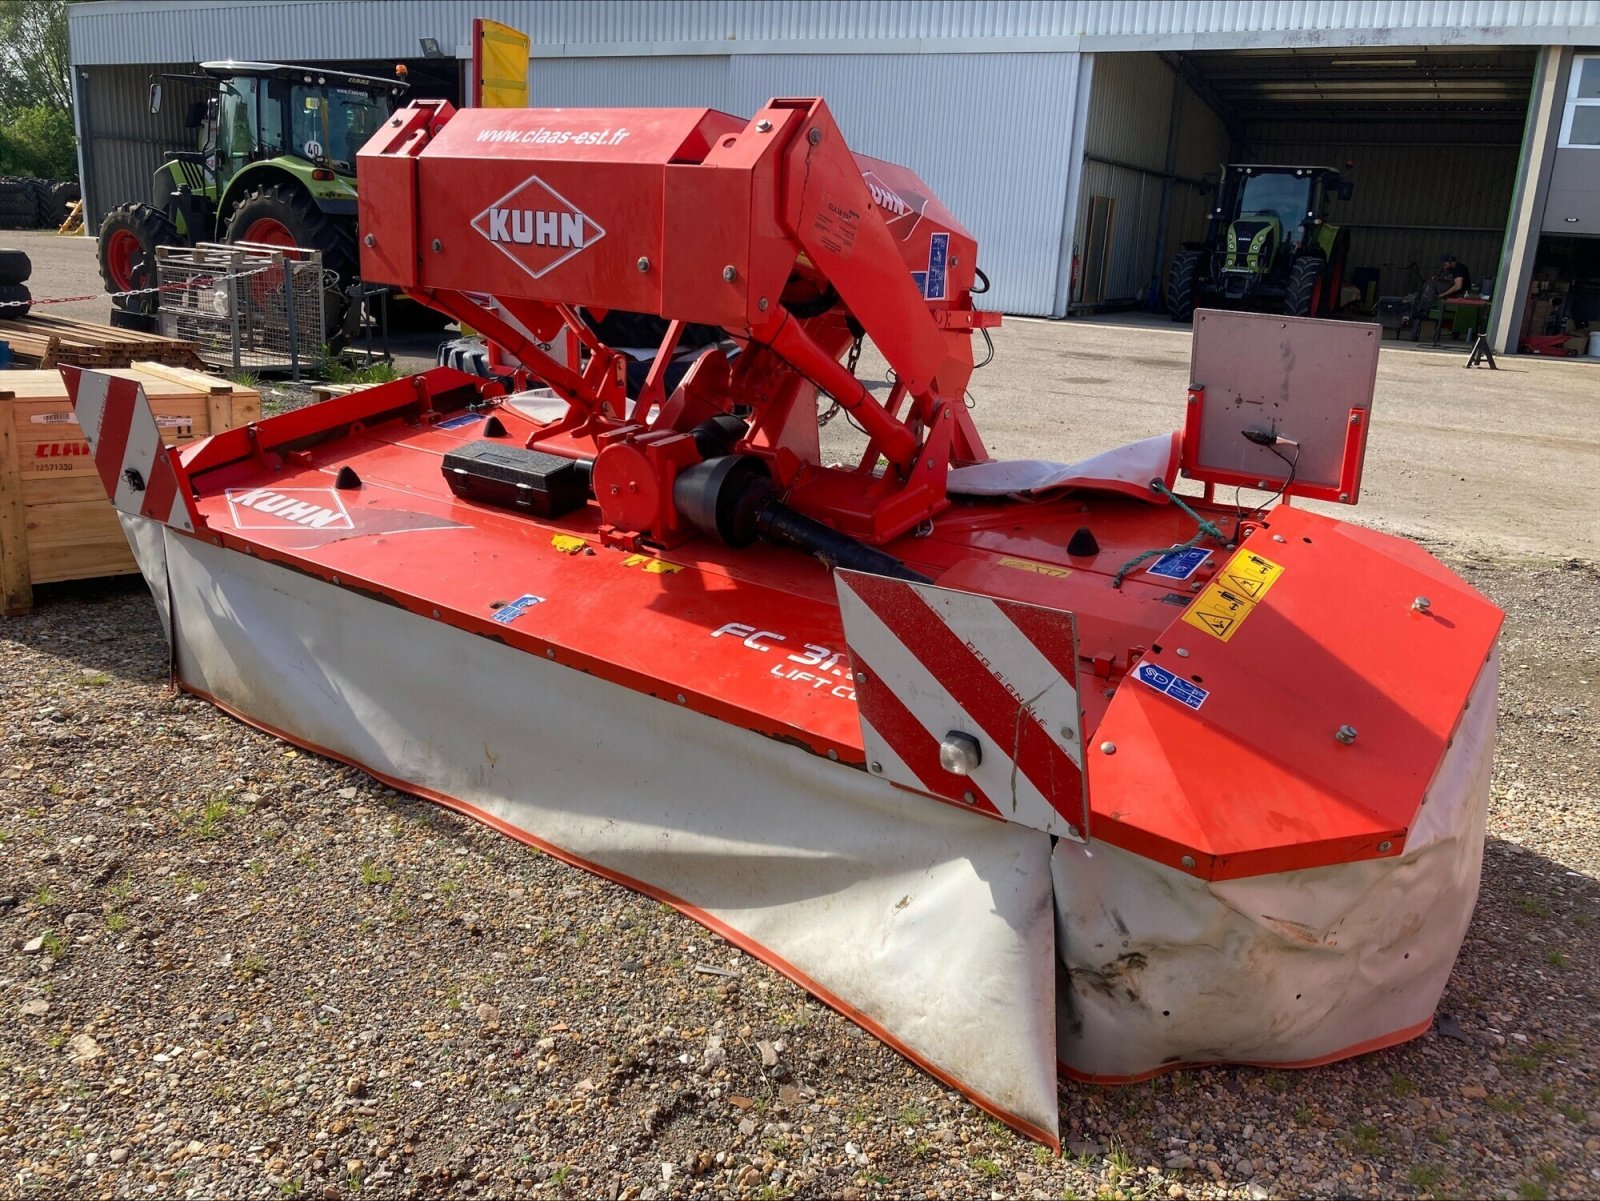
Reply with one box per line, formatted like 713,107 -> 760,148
1181,549 -> 1285,642
1219,550 -> 1284,602
997,555 -> 1071,579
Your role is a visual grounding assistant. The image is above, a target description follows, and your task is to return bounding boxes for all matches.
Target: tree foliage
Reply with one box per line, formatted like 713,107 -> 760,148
0,0 -> 74,179
0,0 -> 71,111
0,106 -> 77,180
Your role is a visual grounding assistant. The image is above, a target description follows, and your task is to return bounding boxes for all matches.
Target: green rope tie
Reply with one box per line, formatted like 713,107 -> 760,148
1111,479 -> 1227,590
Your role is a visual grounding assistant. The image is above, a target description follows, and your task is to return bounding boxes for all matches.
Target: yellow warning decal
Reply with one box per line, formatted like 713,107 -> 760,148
1219,549 -> 1284,602
550,534 -> 587,555
1183,582 -> 1254,642
1181,549 -> 1285,642
997,555 -> 1071,579
623,554 -> 684,575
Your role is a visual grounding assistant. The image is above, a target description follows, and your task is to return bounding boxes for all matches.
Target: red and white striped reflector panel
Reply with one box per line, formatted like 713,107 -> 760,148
61,367 -> 198,533
835,569 -> 1089,841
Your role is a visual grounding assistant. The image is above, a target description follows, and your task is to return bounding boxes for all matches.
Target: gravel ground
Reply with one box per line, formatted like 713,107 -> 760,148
3,243 -> 1598,1196
2,558 -> 1596,1200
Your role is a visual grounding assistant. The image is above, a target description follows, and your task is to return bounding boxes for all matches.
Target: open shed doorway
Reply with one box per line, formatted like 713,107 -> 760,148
1161,46 -> 1536,341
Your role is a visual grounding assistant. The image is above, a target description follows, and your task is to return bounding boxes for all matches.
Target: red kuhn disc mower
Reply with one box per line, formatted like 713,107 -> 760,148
65,97 -> 1501,1147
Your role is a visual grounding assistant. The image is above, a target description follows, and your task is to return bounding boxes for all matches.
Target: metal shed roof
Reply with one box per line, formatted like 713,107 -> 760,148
69,0 -> 1600,68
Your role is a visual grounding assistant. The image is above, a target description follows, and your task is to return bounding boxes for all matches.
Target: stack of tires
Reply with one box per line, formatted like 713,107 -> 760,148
0,178 -> 81,230
0,247 -> 31,319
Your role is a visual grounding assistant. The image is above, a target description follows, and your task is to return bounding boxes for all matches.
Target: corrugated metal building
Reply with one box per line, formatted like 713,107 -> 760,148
68,0 -> 1600,351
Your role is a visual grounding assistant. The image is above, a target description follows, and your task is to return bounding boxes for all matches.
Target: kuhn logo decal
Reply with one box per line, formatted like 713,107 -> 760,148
472,176 -> 605,281
225,487 -> 354,531
862,173 -> 912,219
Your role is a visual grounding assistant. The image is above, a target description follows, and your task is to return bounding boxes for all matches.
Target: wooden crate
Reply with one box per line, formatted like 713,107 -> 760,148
0,362 -> 261,614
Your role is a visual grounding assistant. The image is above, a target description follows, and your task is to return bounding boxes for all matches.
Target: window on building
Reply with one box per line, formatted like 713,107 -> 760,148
1559,55 -> 1600,148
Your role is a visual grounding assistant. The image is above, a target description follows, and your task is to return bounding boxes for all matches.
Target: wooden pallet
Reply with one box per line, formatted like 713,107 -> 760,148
57,199 -> 84,235
0,312 -> 205,370
0,362 -> 261,614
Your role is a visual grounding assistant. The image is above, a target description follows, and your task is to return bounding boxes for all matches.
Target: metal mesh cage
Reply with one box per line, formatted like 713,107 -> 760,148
155,242 -> 326,376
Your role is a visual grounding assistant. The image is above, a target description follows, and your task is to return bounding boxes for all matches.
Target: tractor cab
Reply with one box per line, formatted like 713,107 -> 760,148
147,61 -> 406,240
1169,164 -> 1352,322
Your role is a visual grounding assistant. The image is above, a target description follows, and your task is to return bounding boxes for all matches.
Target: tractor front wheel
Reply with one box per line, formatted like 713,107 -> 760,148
224,184 -> 358,340
98,204 -> 179,314
1168,250 -> 1206,323
1285,256 -> 1325,319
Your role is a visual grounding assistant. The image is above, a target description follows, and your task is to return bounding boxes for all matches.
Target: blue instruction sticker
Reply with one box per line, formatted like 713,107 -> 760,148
910,231 -> 950,302
492,593 -> 544,625
1134,662 -> 1209,711
437,412 -> 485,430
1147,547 -> 1211,581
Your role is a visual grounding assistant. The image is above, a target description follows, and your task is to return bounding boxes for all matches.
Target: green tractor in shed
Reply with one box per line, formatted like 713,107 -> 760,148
96,60 -> 409,334
1168,164 -> 1353,322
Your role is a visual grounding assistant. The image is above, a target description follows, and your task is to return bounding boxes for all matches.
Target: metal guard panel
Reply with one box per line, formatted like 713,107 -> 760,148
1090,504 -> 1502,881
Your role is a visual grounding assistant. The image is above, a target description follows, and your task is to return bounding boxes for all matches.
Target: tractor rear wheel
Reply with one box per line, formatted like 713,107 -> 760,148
1285,255 -> 1325,318
98,203 -> 179,314
224,184 -> 358,340
1168,250 -> 1206,323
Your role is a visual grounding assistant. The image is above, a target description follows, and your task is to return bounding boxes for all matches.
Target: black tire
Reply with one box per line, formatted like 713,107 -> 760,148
1167,249 -> 1206,323
1285,256 -> 1325,319
26,179 -> 53,228
224,183 -> 358,340
0,182 -> 32,229
0,248 -> 30,286
0,283 -> 31,320
45,181 -> 79,227
98,203 -> 179,314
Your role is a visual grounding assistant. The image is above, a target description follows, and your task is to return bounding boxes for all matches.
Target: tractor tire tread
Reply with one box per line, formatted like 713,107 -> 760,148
98,203 -> 179,314
1285,255 -> 1325,319
1168,250 -> 1206,323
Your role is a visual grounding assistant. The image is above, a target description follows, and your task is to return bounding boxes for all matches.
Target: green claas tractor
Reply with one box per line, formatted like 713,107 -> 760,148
1168,164 -> 1353,322
96,60 -> 407,332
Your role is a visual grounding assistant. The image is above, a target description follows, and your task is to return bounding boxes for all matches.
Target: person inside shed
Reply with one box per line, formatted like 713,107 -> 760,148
1407,252 -> 1473,342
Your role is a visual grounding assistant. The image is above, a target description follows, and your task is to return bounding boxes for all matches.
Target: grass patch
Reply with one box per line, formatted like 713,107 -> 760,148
1345,1122 -> 1382,1154
75,672 -> 111,687
40,931 -> 65,959
34,885 -> 56,908
1389,1072 -> 1418,1097
1544,949 -> 1567,968
972,1157 -> 1002,1179
105,912 -> 129,934
359,860 -> 394,887
1516,1180 -> 1548,1201
1513,895 -> 1550,918
898,1103 -> 927,1126
235,952 -> 268,981
1406,1163 -> 1445,1191
318,352 -> 401,387
191,797 -> 235,840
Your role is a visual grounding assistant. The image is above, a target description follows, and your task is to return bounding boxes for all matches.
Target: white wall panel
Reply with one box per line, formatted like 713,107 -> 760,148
532,52 -> 1081,315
